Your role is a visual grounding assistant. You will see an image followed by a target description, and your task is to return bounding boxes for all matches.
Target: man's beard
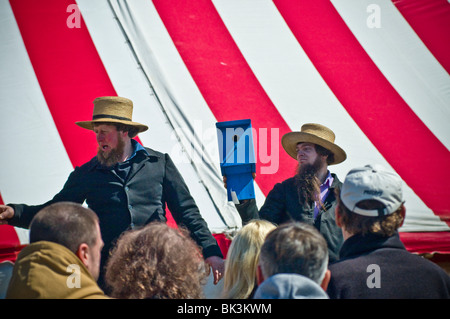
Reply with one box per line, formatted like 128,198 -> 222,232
97,136 -> 126,167
295,157 -> 323,208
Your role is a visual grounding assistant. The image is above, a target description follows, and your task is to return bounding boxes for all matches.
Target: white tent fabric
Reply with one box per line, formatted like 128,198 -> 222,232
0,0 -> 449,244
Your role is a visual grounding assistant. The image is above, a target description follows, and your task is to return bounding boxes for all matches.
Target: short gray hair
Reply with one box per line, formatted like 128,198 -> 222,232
30,202 -> 99,254
259,222 -> 329,284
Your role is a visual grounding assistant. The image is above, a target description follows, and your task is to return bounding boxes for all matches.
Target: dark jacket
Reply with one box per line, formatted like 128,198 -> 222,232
236,174 -> 343,263
9,147 -> 223,266
327,232 -> 450,299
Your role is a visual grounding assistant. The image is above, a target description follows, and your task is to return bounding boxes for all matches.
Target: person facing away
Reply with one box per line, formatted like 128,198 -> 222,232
221,219 -> 276,299
253,222 -> 331,299
0,96 -> 224,289
230,123 -> 346,263
327,164 -> 450,299
6,202 -> 109,299
104,222 -> 207,299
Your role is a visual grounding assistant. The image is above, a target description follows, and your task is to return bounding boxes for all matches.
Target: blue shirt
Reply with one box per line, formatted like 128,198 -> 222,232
129,139 -> 149,159
114,139 -> 149,182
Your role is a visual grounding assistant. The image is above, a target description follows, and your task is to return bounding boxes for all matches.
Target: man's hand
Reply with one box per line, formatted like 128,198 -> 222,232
0,205 -> 14,225
205,256 -> 225,285
223,173 -> 256,205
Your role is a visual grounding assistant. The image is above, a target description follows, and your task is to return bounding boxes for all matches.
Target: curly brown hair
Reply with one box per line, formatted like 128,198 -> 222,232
335,189 -> 404,237
105,222 -> 207,299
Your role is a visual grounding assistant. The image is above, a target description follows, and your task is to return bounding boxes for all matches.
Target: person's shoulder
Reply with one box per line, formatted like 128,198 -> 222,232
267,176 -> 296,194
405,251 -> 450,276
280,176 -> 297,186
330,173 -> 342,188
73,156 -> 99,173
142,147 -> 165,159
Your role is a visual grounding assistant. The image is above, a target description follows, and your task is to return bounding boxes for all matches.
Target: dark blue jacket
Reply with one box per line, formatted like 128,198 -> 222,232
9,147 -> 223,266
327,232 -> 450,299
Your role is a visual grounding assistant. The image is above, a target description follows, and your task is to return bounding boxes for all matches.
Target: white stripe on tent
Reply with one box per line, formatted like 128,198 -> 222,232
331,0 -> 450,151
1,0 -> 447,232
77,0 -> 242,231
14,227 -> 29,246
212,0 -> 449,231
0,0 -> 73,205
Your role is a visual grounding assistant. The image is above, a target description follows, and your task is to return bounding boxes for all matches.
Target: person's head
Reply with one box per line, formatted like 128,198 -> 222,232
335,164 -> 406,239
282,124 -> 345,206
222,220 -> 276,299
29,202 -> 103,280
104,222 -> 207,299
257,222 -> 330,291
75,96 -> 148,166
281,123 -> 346,167
296,143 -> 335,169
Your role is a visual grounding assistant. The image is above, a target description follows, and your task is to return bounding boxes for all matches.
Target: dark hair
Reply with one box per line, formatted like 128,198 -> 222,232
94,122 -> 139,138
335,189 -> 404,236
315,144 -> 335,165
114,123 -> 139,139
259,222 -> 329,284
29,202 -> 99,254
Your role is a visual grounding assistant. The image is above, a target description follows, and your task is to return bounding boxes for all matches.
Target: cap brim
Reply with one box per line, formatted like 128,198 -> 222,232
281,132 -> 346,165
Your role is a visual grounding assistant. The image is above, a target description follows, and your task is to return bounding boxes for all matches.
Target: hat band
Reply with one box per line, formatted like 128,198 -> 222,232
92,114 -> 131,121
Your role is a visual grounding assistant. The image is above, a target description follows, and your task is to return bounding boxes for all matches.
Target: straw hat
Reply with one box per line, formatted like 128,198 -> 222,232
281,123 -> 346,165
75,96 -> 148,133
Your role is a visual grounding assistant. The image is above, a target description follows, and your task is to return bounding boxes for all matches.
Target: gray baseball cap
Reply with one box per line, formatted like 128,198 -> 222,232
340,164 -> 404,217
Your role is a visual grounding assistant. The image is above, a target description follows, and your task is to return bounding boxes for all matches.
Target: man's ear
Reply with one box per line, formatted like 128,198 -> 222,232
320,269 -> 331,291
76,243 -> 90,268
117,131 -> 127,140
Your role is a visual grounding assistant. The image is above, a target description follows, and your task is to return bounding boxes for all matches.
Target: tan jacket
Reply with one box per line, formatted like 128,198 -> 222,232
6,241 -> 109,299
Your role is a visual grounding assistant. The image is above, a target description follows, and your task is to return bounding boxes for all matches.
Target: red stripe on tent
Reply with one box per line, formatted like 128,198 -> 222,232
9,0 -> 116,168
393,0 -> 450,74
9,0 -> 173,225
213,233 -> 232,259
274,0 -> 450,218
10,1 -> 144,172
153,0 -> 296,196
400,232 -> 450,255
0,226 -> 20,250
0,225 -> 22,263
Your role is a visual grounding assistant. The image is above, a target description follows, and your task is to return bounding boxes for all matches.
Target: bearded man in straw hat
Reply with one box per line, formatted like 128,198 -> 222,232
234,123 -> 347,262
0,96 -> 224,290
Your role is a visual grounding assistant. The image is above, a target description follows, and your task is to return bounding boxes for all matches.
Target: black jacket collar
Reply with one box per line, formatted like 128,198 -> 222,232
339,231 -> 406,260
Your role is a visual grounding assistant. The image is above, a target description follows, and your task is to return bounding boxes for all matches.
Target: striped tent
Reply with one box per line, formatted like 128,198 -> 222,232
1,0 -> 449,265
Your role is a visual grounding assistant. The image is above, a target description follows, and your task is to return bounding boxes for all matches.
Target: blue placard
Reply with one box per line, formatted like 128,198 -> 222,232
216,119 -> 256,203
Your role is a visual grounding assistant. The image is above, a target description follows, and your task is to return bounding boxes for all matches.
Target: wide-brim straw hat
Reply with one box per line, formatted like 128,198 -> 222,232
75,96 -> 148,133
281,123 -> 346,165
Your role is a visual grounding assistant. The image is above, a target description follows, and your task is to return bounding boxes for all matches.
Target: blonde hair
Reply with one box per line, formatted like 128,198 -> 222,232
221,220 -> 276,299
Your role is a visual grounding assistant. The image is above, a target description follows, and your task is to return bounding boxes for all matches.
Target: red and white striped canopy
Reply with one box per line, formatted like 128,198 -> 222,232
1,0 -> 449,256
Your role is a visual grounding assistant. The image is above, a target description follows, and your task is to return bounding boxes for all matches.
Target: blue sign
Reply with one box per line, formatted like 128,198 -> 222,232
216,119 -> 256,203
